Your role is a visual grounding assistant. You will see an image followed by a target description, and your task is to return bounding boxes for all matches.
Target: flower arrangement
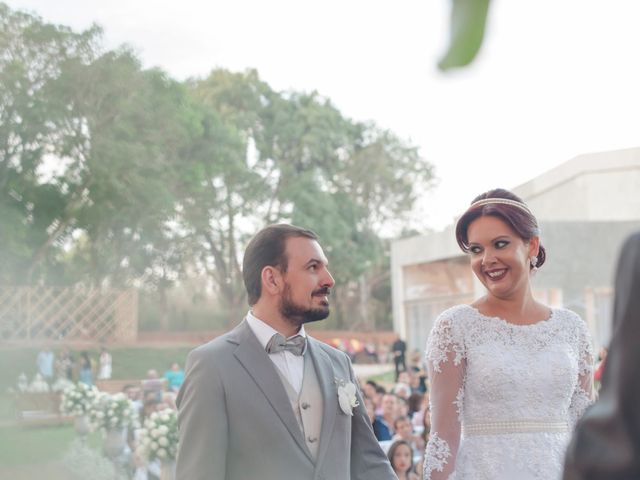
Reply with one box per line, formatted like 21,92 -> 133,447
136,408 -> 179,461
28,373 -> 50,393
52,377 -> 75,393
90,392 -> 139,431
60,382 -> 99,416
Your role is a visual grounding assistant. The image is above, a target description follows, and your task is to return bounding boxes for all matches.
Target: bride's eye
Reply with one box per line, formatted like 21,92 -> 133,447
495,240 -> 509,249
469,245 -> 482,254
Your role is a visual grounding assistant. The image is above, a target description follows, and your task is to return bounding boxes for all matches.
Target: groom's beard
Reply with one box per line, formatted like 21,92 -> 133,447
279,283 -> 331,327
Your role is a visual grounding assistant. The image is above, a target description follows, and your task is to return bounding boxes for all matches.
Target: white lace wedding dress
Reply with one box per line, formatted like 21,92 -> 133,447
423,305 -> 594,480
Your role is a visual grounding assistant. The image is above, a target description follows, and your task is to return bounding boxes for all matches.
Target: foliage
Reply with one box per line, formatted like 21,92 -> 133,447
439,0 -> 492,71
63,439 -> 127,480
0,423 -> 99,469
1,3 -> 435,330
0,3 -> 101,283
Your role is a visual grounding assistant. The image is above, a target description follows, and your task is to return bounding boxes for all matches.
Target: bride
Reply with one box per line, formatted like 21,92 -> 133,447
423,189 -> 595,480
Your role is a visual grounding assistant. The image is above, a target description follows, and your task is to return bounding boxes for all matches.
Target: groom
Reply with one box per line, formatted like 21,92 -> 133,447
176,224 -> 396,480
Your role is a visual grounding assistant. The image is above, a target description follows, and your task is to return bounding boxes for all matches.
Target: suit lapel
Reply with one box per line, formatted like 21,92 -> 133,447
230,320 -> 314,463
307,338 -> 337,469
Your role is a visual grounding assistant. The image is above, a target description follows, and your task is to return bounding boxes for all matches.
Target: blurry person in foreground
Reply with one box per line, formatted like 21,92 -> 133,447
563,231 -> 640,479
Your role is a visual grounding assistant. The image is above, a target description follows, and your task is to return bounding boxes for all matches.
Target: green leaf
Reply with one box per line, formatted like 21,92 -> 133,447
438,0 -> 491,71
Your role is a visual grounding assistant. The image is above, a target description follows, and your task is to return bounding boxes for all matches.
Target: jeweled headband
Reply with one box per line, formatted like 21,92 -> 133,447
465,198 -> 533,216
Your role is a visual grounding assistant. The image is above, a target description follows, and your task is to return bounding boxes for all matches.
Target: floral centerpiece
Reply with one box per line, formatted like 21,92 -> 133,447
136,408 -> 179,462
60,382 -> 99,416
52,377 -> 75,393
90,392 -> 139,431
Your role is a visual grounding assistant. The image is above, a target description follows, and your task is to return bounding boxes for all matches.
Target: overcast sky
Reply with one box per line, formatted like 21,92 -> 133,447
8,0 -> 640,231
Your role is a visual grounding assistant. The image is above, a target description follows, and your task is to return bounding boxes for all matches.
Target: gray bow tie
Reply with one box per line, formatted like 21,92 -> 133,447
265,333 -> 306,356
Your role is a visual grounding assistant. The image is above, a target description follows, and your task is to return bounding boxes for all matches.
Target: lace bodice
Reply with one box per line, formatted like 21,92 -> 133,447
423,305 -> 595,480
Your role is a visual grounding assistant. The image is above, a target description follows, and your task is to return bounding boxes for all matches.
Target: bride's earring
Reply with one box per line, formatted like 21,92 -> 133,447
530,256 -> 539,275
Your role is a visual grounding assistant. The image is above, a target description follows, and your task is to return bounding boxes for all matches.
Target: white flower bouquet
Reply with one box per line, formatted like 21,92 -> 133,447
136,408 -> 179,461
52,377 -> 75,393
90,392 -> 139,431
28,373 -> 50,393
60,382 -> 99,416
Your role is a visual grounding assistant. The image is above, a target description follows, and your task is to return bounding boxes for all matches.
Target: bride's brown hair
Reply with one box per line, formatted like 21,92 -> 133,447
455,188 -> 546,269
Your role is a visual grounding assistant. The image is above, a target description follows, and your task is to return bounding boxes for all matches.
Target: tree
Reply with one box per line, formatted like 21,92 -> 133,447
183,69 -> 435,327
1,3 -> 436,331
0,3 -> 100,283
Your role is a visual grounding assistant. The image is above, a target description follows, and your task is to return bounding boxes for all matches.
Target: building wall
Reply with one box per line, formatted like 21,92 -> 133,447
516,148 -> 640,221
531,220 -> 640,348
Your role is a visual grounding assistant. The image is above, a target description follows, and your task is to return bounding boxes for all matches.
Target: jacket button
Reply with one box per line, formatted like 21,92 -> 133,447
308,436 -> 318,443
301,402 -> 310,409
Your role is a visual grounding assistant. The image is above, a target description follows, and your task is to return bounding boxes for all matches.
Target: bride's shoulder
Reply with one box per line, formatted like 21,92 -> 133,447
551,307 -> 591,337
432,304 -> 477,328
552,307 -> 586,326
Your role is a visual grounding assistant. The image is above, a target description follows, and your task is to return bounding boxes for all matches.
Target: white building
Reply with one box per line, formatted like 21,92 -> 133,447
391,147 -> 640,352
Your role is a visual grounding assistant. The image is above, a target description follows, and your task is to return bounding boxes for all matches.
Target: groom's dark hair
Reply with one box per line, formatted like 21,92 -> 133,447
243,224 -> 318,306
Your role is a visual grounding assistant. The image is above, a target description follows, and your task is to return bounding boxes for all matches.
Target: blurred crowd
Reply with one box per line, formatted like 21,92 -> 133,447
359,350 -> 429,480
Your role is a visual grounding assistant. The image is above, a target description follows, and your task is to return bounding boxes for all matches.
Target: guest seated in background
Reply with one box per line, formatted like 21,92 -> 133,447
141,369 -> 166,401
373,393 -> 397,441
163,362 -> 184,392
387,439 -> 419,480
56,347 -> 75,381
123,384 -> 143,414
408,350 -> 428,393
363,396 -> 376,425
593,347 -> 608,387
408,370 -> 426,394
98,346 -> 113,380
36,346 -> 55,383
362,380 -> 379,401
78,351 -> 94,386
392,382 -> 411,400
132,398 -> 164,480
373,385 -> 386,416
407,392 -> 425,421
392,416 -> 422,457
395,395 -> 410,419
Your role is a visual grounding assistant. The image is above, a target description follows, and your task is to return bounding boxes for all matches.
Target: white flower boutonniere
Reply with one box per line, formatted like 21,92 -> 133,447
335,378 -> 360,416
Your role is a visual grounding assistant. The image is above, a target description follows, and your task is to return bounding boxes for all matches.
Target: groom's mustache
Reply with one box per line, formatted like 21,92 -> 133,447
312,287 -> 331,297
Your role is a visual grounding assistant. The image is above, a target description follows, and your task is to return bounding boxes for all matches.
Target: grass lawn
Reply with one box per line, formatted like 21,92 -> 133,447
0,423 -> 104,479
0,424 -> 83,467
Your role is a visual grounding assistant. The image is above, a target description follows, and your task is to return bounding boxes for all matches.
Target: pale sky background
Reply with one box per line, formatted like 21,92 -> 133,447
8,0 -> 640,231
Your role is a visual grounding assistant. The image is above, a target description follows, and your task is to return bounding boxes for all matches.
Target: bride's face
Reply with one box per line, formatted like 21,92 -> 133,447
466,215 -> 538,300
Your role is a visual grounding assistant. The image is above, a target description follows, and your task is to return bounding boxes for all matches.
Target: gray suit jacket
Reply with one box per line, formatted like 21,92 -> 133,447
176,319 -> 396,480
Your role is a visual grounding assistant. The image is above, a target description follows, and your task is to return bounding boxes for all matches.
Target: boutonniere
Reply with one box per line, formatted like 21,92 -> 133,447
335,377 -> 359,416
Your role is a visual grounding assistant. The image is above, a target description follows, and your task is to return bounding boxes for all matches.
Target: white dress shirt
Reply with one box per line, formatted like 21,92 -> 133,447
246,311 -> 307,394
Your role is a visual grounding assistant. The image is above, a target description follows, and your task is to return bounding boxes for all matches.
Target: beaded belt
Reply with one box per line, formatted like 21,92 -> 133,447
462,420 -> 569,436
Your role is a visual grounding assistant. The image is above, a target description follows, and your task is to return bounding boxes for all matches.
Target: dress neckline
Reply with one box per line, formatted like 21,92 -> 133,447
466,304 -> 556,328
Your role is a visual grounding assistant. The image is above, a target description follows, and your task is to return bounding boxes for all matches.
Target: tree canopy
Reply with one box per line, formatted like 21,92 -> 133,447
0,3 -> 434,329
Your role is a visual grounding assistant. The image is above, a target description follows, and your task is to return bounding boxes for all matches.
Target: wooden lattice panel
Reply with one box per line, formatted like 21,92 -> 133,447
0,287 -> 138,343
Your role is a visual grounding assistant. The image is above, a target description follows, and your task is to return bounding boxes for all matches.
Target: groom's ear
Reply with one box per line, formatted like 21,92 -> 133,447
261,265 -> 283,296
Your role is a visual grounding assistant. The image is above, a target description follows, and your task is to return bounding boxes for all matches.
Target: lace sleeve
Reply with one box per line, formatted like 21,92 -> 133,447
568,318 -> 595,428
423,313 -> 465,480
